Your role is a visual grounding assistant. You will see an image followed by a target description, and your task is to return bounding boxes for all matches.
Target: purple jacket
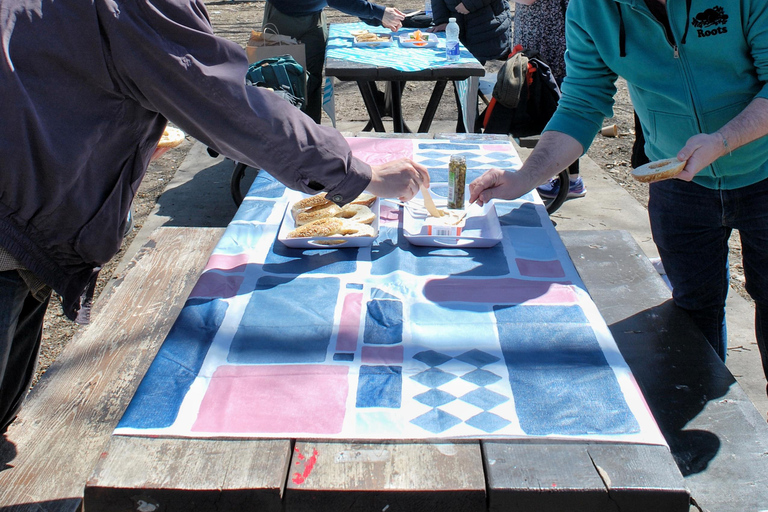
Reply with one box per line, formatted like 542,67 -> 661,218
0,0 -> 371,320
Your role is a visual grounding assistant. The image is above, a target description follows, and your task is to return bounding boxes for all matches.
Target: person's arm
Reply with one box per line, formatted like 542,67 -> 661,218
429,0 -> 452,26
469,131 -> 582,205
327,0 -> 404,30
676,97 -> 768,181
104,0 -> 421,203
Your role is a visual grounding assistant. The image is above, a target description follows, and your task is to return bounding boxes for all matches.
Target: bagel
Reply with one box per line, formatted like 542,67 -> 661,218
291,193 -> 332,215
157,126 -> 185,148
287,218 -> 345,238
336,220 -> 375,237
295,203 -> 342,226
631,157 -> 687,183
336,204 -> 375,224
351,192 -> 377,207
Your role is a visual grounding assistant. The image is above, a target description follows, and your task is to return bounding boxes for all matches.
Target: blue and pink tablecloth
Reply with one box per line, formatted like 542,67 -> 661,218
115,136 -> 664,446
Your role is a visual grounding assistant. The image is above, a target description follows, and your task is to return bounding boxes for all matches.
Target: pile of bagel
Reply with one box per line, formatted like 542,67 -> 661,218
287,192 -> 377,239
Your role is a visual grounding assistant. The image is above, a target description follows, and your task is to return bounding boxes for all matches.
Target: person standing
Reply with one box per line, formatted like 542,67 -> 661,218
513,0 -> 586,200
428,0 -> 512,64
263,1 -> 405,123
469,0 -> 768,389
0,0 -> 428,433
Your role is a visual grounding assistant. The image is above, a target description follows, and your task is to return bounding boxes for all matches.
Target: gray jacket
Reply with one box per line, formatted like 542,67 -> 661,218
1,0 -> 371,321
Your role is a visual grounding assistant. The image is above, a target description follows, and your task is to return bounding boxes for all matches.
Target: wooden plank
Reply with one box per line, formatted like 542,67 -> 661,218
559,230 -> 768,512
484,441 -> 687,511
85,436 -> 290,512
484,442 -> 611,511
284,441 -> 486,511
0,227 -> 224,512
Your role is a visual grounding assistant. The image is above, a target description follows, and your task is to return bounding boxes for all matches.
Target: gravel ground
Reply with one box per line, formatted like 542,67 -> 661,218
33,0 -> 751,385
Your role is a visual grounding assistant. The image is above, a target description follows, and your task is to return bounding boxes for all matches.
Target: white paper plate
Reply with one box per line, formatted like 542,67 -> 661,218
277,197 -> 380,249
398,34 -> 438,48
402,198 -> 502,248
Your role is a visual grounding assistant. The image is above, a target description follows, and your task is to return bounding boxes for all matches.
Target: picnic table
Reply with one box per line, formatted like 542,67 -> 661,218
2,134 -> 767,512
324,22 -> 485,133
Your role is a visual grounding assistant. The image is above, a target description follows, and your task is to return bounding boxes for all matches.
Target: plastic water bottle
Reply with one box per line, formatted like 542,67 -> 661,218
446,17 -> 460,62
425,0 -> 432,18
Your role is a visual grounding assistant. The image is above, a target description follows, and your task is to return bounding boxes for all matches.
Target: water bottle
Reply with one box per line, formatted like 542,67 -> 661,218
425,0 -> 432,18
446,17 -> 460,62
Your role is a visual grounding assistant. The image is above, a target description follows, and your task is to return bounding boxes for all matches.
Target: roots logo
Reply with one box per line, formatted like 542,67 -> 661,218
692,6 -> 729,37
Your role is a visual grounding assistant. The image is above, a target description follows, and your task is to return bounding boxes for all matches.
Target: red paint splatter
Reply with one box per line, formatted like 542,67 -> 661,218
292,448 -> 319,485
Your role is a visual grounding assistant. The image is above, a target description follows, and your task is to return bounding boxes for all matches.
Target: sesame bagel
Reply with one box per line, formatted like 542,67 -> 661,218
295,203 -> 342,226
287,218 -> 345,238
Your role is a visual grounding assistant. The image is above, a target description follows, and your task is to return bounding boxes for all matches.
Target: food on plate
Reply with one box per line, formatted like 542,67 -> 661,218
287,218 -> 374,239
408,30 -> 429,41
351,192 -> 376,207
157,125 -> 185,148
350,29 -> 369,37
286,193 -> 378,239
337,204 -> 376,224
631,157 -> 687,183
295,202 -> 342,226
287,218 -> 345,238
355,32 -> 391,43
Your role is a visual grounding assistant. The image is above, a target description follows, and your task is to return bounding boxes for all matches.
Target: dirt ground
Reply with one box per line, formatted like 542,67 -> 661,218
33,0 -> 750,384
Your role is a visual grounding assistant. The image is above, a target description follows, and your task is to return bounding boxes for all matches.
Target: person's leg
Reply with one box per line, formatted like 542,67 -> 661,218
729,177 -> 768,384
648,179 -> 730,361
262,3 -> 326,123
0,270 -> 51,433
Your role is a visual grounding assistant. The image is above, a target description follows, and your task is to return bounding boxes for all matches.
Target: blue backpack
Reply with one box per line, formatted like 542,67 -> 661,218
245,55 -> 306,110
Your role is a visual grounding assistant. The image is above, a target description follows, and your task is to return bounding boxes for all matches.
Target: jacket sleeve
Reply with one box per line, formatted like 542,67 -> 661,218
327,0 -> 386,20
543,1 -> 617,155
431,0 -> 452,25
99,0 -> 370,205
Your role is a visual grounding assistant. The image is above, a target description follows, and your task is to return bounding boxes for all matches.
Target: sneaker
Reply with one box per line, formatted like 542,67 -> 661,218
537,176 -> 587,199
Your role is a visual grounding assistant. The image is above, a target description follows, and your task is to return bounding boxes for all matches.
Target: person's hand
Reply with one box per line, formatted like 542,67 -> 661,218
455,2 -> 470,14
381,7 -> 405,31
367,159 -> 430,201
674,132 -> 730,181
469,167 -> 535,206
427,23 -> 447,33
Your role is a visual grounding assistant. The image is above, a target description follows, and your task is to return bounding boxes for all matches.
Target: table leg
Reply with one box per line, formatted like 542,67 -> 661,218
417,80 -> 448,133
357,80 -> 386,132
389,80 -> 409,133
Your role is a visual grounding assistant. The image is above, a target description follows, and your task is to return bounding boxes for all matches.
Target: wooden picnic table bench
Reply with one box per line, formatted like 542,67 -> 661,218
1,227 -> 766,511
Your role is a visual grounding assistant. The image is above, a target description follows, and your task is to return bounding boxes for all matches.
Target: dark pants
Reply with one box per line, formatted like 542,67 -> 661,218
648,177 -> 768,384
263,2 -> 327,124
0,270 -> 51,432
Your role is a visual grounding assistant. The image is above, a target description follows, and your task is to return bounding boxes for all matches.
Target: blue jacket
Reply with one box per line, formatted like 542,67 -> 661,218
268,0 -> 385,20
432,0 -> 512,63
546,0 -> 768,190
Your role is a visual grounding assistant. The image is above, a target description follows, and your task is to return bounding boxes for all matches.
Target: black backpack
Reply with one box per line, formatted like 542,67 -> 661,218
245,55 -> 307,110
479,46 -> 562,138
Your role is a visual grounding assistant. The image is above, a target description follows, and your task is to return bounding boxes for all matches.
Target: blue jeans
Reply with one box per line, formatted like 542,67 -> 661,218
0,270 -> 51,433
648,177 -> 768,384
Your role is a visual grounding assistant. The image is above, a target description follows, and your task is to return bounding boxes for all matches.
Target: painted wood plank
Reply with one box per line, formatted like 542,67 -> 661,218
85,436 -> 290,512
559,230 -> 768,511
284,441 -> 486,511
0,227 -> 224,512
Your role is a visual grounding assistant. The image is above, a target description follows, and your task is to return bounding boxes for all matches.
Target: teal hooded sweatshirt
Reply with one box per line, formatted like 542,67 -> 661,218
545,0 -> 768,190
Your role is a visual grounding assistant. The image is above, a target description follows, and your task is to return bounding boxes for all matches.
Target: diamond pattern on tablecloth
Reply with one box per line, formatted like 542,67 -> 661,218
465,412 -> 512,433
407,349 -> 514,435
414,350 -> 453,367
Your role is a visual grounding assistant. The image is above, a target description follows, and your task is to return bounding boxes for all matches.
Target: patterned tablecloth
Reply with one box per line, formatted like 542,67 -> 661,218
322,22 -> 481,130
115,136 -> 665,445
